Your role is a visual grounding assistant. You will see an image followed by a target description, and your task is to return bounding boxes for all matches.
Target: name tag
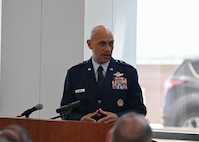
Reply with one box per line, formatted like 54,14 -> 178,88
75,88 -> 85,94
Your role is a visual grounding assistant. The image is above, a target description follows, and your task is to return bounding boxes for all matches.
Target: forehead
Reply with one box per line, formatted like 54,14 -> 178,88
97,34 -> 113,41
94,33 -> 114,43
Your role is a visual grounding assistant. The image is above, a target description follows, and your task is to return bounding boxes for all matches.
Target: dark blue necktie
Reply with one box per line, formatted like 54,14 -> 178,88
97,66 -> 104,88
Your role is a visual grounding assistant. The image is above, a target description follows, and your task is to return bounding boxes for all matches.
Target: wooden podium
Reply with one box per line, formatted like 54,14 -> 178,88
0,117 -> 112,142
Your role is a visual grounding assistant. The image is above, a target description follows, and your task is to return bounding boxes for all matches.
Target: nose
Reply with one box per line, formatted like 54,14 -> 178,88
104,44 -> 113,52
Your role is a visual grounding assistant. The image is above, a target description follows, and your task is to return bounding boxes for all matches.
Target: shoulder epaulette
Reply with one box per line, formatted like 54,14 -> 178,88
70,60 -> 88,69
115,59 -> 132,67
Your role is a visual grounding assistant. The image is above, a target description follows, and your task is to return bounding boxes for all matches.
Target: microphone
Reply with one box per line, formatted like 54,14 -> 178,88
56,97 -> 90,114
17,103 -> 43,118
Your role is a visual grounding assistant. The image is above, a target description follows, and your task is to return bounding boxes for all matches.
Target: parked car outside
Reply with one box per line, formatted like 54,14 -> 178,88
161,56 -> 199,128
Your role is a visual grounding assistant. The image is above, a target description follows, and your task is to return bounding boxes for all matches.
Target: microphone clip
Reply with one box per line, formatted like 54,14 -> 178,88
51,110 -> 72,119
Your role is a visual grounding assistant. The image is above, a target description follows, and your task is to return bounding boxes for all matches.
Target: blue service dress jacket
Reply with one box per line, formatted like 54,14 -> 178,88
60,57 -> 147,120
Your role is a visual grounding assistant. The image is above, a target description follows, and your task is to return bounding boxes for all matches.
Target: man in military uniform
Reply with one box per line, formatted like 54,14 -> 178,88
60,25 -> 146,125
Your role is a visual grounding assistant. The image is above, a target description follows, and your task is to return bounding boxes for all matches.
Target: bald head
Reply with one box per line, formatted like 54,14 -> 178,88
90,25 -> 113,40
87,25 -> 114,64
110,112 -> 152,142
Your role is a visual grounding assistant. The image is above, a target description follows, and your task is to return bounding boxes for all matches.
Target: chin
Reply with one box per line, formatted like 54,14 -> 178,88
100,56 -> 111,64
103,59 -> 110,63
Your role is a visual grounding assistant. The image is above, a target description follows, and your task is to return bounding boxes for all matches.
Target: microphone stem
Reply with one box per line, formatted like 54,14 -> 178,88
51,110 -> 72,119
51,115 -> 61,119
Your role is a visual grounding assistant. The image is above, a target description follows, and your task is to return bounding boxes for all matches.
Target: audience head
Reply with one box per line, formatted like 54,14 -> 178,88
0,137 -> 11,142
109,112 -> 152,142
0,124 -> 32,142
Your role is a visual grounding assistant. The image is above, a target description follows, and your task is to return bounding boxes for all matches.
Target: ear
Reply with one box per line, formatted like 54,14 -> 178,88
87,39 -> 92,49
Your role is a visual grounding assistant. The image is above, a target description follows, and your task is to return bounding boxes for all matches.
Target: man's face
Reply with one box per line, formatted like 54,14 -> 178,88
87,29 -> 114,64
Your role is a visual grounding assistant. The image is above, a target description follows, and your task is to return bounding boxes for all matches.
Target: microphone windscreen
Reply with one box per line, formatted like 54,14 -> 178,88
80,97 -> 90,106
35,103 -> 43,110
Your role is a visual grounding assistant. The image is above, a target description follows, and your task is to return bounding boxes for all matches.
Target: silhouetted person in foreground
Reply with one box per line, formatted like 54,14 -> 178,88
106,112 -> 157,142
0,124 -> 32,142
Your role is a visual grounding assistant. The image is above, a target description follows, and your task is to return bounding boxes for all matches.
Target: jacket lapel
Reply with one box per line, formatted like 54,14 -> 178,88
86,59 -> 99,90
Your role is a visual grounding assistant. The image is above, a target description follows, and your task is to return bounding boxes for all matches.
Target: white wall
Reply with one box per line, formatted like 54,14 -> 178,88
0,0 -> 136,119
1,0 -> 43,118
0,0 -> 84,119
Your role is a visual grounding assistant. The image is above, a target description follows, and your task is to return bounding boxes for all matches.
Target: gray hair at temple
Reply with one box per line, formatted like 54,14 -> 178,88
0,124 -> 32,142
110,112 -> 152,142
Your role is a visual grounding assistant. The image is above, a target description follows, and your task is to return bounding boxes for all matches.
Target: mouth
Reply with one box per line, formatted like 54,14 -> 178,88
102,54 -> 111,57
99,54 -> 111,63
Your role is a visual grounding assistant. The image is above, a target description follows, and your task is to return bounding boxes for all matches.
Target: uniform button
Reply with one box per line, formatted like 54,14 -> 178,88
98,100 -> 101,104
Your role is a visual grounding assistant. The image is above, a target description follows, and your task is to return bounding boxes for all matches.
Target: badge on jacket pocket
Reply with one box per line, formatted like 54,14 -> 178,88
117,99 -> 124,107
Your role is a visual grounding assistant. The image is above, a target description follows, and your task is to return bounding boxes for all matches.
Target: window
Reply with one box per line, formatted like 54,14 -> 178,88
137,0 -> 199,131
